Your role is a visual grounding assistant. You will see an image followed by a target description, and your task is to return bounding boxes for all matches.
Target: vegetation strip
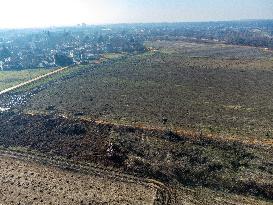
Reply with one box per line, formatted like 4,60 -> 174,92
94,119 -> 273,149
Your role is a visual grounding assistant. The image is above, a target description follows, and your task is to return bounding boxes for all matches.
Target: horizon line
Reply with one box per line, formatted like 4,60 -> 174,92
0,18 -> 273,31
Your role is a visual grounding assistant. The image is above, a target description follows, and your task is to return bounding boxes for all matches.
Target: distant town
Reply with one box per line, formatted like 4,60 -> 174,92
0,24 -> 146,70
0,20 -> 272,70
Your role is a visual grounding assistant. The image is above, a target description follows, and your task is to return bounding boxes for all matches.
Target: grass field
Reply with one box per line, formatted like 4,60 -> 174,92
145,40 -> 273,59
21,41 -> 273,140
0,69 -> 53,91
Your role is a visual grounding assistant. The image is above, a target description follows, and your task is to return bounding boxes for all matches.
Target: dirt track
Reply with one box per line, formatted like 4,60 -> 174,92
0,66 -> 66,96
0,149 -> 168,205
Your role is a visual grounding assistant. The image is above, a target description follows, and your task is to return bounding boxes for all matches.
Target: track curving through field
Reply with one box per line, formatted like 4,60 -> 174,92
0,148 -> 173,205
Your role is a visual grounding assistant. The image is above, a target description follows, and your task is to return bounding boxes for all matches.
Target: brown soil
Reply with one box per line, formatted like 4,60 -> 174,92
0,154 -> 158,205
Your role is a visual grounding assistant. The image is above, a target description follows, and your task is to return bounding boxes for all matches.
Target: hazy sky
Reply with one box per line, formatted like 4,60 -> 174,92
0,0 -> 273,28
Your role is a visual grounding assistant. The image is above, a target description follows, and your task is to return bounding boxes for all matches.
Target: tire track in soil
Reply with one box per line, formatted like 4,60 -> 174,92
0,148 -> 172,205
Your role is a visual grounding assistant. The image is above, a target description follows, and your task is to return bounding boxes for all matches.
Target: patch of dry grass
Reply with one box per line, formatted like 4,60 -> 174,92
0,69 -> 51,91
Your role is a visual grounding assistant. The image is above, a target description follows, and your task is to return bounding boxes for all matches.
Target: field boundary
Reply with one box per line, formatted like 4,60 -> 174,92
93,119 -> 273,148
24,111 -> 273,149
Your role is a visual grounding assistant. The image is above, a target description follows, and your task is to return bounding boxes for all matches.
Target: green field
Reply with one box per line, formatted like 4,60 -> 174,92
0,69 -> 53,91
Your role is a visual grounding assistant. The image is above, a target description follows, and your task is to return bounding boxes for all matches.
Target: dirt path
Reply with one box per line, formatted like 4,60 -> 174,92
0,66 -> 67,96
0,149 -> 171,205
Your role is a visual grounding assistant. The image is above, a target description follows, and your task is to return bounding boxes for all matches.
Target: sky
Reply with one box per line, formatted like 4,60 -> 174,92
0,0 -> 273,28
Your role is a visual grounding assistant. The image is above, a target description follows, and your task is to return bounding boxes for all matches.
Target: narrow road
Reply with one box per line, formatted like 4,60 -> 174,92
0,66 -> 67,96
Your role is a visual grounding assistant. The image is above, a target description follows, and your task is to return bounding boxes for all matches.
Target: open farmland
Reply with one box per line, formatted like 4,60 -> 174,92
1,41 -> 273,204
19,41 -> 273,140
0,148 -> 270,205
0,151 -> 161,205
0,111 -> 272,204
146,40 -> 273,58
